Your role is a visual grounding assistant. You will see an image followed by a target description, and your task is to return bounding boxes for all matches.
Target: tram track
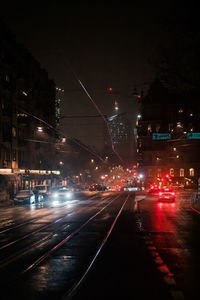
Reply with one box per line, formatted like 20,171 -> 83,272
1,193 -> 128,300
0,193 -> 100,234
0,194 -> 119,274
0,193 -> 110,250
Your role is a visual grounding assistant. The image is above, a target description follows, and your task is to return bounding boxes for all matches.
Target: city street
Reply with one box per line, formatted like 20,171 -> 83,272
1,4 -> 199,300
0,190 -> 199,299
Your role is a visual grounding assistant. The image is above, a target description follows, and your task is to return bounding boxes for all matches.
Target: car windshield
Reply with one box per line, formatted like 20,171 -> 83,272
17,190 -> 29,196
58,186 -> 71,191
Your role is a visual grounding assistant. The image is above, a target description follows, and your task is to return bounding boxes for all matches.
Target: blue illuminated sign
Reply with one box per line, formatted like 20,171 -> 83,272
187,133 -> 200,139
152,133 -> 171,140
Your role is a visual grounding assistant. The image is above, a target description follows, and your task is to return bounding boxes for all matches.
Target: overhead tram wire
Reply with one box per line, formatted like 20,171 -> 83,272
66,65 -> 123,164
60,115 -> 107,118
78,79 -> 123,163
17,105 -> 106,163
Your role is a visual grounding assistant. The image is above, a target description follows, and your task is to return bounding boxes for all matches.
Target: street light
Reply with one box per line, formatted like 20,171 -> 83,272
37,126 -> 43,132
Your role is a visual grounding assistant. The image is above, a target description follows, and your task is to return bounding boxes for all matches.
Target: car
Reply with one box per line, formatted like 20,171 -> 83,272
148,185 -> 162,195
89,184 -> 106,191
114,184 -> 122,191
50,186 -> 73,205
158,188 -> 176,202
33,185 -> 51,200
14,190 -> 36,205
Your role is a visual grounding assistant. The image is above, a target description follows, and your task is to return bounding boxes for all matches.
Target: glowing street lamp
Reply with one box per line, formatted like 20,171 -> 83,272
37,126 -> 43,132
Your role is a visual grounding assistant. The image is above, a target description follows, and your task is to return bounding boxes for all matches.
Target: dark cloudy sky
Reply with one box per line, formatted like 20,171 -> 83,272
0,1 -> 186,151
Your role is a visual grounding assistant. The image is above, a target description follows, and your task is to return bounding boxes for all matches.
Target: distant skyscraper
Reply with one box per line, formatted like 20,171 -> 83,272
55,87 -> 64,130
108,112 -> 135,166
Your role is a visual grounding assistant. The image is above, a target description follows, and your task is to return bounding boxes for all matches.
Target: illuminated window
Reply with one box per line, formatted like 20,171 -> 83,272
170,168 -> 174,177
189,168 -> 194,176
22,91 -> 28,96
180,168 -> 184,177
177,122 -> 183,128
12,127 -> 16,137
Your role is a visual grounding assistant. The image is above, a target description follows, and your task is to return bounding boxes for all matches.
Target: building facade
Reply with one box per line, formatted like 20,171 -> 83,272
136,79 -> 200,188
0,20 -> 59,199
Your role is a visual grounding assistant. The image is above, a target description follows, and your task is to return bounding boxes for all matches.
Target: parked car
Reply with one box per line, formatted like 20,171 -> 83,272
14,190 -> 36,205
33,185 -> 51,200
158,188 -> 176,202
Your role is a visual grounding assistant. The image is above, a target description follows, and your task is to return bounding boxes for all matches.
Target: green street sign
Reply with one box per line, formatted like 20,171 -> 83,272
152,133 -> 171,140
187,133 -> 200,139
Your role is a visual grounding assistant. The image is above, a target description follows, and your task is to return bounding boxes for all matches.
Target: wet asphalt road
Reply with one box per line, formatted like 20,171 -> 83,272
73,190 -> 200,300
0,190 -> 199,300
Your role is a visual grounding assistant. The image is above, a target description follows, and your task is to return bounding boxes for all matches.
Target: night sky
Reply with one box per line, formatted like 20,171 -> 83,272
0,1 -> 189,153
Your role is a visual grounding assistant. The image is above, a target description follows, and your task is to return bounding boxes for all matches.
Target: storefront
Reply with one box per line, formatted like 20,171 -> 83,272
0,173 -> 21,202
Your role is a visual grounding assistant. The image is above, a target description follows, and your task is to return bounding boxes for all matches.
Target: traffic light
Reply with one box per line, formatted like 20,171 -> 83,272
107,87 -> 118,95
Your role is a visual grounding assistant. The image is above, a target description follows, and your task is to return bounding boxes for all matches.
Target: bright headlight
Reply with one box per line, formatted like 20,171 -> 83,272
66,192 -> 72,198
53,200 -> 59,206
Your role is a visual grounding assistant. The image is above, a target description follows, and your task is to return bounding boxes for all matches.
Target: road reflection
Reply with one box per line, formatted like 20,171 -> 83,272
153,201 -> 178,233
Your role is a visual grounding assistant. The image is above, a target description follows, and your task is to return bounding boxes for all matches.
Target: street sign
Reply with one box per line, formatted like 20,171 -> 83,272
187,133 -> 200,139
152,133 -> 171,140
23,176 -> 32,180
